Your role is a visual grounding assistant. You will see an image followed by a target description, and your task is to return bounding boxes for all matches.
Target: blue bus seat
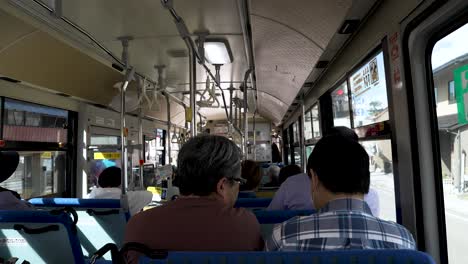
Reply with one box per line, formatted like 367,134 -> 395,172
29,198 -> 127,260
234,198 -> 272,208
139,250 -> 436,264
0,210 -> 84,264
253,210 -> 315,238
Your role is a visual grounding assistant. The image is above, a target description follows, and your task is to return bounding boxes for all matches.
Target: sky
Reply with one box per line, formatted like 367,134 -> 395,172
432,23 -> 468,69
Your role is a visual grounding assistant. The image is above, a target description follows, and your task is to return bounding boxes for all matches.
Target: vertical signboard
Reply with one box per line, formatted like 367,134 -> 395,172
349,52 -> 389,127
454,64 -> 468,125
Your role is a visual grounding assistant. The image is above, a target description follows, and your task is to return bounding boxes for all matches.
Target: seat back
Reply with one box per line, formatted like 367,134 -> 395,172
139,250 -> 436,264
253,210 -> 315,238
234,198 -> 272,208
29,198 -> 127,260
0,210 -> 84,264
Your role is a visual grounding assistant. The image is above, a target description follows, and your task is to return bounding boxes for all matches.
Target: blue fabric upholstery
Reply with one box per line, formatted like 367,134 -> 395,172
29,198 -> 122,209
253,210 -> 315,238
29,198 -> 127,260
253,210 -> 315,224
234,198 -> 272,208
0,210 -> 84,264
237,192 -> 257,198
139,250 -> 436,264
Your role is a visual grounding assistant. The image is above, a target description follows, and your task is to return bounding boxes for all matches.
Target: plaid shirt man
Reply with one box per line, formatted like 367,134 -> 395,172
265,198 -> 416,251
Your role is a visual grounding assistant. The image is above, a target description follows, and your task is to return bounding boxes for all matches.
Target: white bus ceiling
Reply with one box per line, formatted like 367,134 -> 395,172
0,0 -> 379,125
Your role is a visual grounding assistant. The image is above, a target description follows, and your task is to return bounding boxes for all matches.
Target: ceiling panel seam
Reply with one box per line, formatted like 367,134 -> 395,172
250,13 -> 325,51
257,91 -> 288,107
0,29 -> 39,55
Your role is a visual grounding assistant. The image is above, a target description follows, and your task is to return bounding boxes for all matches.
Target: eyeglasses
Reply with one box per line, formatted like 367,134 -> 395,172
227,177 -> 246,185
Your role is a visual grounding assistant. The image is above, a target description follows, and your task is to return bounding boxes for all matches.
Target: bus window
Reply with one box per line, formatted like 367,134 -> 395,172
361,139 -> 396,222
0,98 -> 74,198
1,151 -> 67,199
304,111 -> 313,141
3,98 -> 68,143
431,22 -> 468,264
311,104 -> 321,138
349,52 -> 389,128
331,82 -> 351,128
306,145 -> 314,160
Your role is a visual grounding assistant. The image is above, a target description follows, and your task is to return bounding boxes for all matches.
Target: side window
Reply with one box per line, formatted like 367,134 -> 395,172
448,80 -> 456,104
431,22 -> 468,264
311,104 -> 321,138
304,111 -> 313,141
1,98 -> 74,198
331,82 -> 351,127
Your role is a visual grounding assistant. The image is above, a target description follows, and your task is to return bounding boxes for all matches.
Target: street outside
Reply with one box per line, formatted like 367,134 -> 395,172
371,171 -> 468,264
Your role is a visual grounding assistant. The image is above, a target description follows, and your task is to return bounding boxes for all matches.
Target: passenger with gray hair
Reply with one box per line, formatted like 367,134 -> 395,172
264,165 -> 280,187
124,135 -> 263,263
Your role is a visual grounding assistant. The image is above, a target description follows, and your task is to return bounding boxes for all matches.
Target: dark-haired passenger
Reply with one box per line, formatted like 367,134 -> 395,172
265,135 -> 416,251
87,166 -> 152,216
238,160 -> 262,198
0,151 -> 34,210
278,164 -> 302,184
124,135 -> 263,263
267,127 -> 380,215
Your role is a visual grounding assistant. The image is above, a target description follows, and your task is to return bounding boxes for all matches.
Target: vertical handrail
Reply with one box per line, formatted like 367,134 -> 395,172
188,45 -> 197,138
165,94 -> 172,165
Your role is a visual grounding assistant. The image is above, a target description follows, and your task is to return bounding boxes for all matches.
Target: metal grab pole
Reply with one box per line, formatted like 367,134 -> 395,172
120,69 -> 134,195
253,110 -> 257,160
166,94 -> 172,165
119,36 -> 134,195
229,86 -> 233,135
188,44 -> 197,138
243,70 -> 251,159
301,98 -> 307,173
138,90 -> 144,189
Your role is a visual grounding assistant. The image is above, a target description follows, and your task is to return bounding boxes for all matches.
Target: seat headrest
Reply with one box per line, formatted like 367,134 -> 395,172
0,151 -> 19,183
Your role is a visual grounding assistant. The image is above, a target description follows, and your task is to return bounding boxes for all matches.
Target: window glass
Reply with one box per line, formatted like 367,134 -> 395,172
304,111 -> 313,140
306,145 -> 314,160
0,151 -> 67,199
360,139 -> 396,222
349,52 -> 389,127
311,104 -> 321,138
432,22 -> 468,264
449,81 -> 456,104
331,82 -> 351,128
293,147 -> 302,168
292,122 -> 299,143
3,99 -> 68,143
90,135 -> 119,146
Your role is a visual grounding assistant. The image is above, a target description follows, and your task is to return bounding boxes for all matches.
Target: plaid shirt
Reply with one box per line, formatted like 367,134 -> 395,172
265,198 -> 416,251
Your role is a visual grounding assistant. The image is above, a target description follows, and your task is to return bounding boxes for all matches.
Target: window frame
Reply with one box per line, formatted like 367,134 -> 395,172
424,11 -> 468,263
448,80 -> 456,104
0,96 -> 77,197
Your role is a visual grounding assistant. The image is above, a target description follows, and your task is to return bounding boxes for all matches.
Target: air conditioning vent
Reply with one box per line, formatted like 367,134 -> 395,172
112,63 -> 124,72
315,61 -> 329,69
0,76 -> 20,83
167,49 -> 188,58
338,19 -> 360,34
56,93 -> 71,97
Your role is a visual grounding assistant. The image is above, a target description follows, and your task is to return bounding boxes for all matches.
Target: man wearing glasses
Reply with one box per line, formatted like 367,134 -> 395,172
124,135 -> 263,263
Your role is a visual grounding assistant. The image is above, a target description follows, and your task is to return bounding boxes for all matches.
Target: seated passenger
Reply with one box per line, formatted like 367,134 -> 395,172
267,127 -> 380,215
265,135 -> 416,251
87,166 -> 152,215
278,164 -> 302,184
238,160 -> 262,198
267,171 -> 312,211
124,135 -> 263,262
263,165 -> 280,187
0,151 -> 34,210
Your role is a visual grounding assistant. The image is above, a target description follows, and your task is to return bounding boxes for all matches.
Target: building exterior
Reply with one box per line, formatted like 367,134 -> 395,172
433,54 -> 468,192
